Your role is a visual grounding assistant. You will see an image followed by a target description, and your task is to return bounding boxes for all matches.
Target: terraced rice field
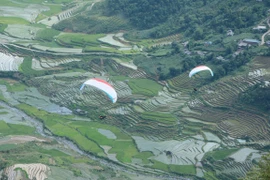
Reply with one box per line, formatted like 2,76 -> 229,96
229,148 -> 259,162
38,1 -> 84,26
32,44 -> 82,53
151,34 -> 181,47
213,159 -> 254,178
0,2 -> 268,175
0,4 -> 49,22
133,136 -> 219,165
110,61 -> 147,79
0,52 -> 23,71
167,65 -> 270,144
32,57 -> 81,70
99,34 -> 129,48
12,87 -> 72,114
5,24 -> 41,39
0,46 -> 268,178
137,34 -> 181,47
4,163 -> 50,180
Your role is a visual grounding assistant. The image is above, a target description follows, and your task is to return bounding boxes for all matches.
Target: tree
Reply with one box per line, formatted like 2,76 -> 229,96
169,67 -> 181,77
0,174 -> 8,180
241,153 -> 270,180
171,41 -> 180,54
225,45 -> 233,55
0,162 -> 7,171
107,0 -> 184,29
194,28 -> 204,40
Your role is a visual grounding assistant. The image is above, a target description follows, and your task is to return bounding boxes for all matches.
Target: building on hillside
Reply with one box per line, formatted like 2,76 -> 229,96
134,100 -> 143,104
253,25 -> 267,30
233,49 -> 244,57
227,29 -> 234,36
182,41 -> 189,47
238,41 -> 248,48
242,39 -> 260,45
204,41 -> 212,46
216,56 -> 226,61
196,51 -> 205,56
75,109 -> 87,115
184,49 -> 191,55
266,41 -> 270,47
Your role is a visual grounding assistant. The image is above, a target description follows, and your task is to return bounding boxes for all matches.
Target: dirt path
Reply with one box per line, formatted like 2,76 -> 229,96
260,17 -> 270,46
0,135 -> 48,145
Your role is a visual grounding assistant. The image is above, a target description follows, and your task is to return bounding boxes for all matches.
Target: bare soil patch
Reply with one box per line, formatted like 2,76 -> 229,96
0,135 -> 49,145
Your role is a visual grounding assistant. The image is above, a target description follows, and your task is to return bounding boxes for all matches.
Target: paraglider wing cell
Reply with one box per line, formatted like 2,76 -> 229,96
189,65 -> 214,78
80,78 -> 117,103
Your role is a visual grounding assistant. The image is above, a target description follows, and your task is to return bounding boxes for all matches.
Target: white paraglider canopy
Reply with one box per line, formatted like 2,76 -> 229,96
80,78 -> 117,103
189,65 -> 214,78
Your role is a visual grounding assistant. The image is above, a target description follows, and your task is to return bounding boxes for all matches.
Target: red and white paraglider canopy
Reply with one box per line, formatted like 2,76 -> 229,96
80,78 -> 117,103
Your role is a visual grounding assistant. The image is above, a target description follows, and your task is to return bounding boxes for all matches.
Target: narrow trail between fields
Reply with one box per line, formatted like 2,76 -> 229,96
260,17 -> 270,46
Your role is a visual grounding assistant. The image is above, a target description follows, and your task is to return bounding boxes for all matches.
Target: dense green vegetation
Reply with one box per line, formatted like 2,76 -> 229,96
51,0 -> 270,42
242,153 -> 270,180
53,14 -> 132,34
50,0 -> 270,82
106,0 -> 183,29
35,28 -> 60,42
133,54 -> 183,79
134,46 -> 254,81
239,83 -> 270,112
107,0 -> 270,38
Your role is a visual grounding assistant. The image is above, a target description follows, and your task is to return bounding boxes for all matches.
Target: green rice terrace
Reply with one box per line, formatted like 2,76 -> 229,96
0,0 -> 270,180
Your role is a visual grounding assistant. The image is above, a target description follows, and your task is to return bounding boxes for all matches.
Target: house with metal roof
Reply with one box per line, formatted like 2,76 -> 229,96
238,41 -> 248,47
253,25 -> 267,30
242,39 -> 261,45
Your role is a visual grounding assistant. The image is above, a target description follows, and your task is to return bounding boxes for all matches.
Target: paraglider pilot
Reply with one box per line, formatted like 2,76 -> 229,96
99,115 -> 106,119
